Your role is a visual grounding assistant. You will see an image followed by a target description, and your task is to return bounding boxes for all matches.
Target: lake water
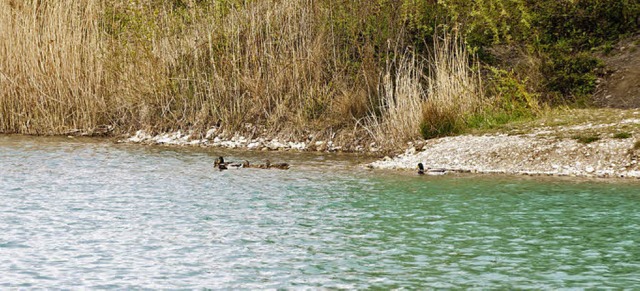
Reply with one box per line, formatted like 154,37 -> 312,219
1,136 -> 639,289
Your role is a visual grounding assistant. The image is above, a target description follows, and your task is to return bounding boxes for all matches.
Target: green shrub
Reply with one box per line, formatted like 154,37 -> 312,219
614,132 -> 632,139
420,105 -> 460,139
462,68 -> 539,130
542,51 -> 603,102
573,134 -> 601,144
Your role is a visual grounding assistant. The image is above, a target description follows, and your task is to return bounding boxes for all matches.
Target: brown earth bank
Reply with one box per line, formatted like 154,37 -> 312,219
593,34 -> 640,108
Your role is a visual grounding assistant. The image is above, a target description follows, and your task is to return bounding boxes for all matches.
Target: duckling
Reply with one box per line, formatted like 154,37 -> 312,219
256,160 -> 269,169
241,160 -> 263,168
248,160 -> 290,170
237,159 -> 265,169
265,159 -> 290,170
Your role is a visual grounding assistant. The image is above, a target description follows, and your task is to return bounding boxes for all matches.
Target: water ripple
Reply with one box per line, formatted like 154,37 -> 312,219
1,136 -> 640,288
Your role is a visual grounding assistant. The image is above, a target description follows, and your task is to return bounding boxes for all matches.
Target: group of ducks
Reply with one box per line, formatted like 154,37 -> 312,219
214,156 -> 290,171
214,157 -> 440,174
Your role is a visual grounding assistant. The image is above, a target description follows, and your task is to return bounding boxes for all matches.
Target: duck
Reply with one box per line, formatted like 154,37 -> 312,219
265,159 -> 290,170
214,156 -> 228,170
214,156 -> 244,170
241,160 -> 259,168
216,157 -> 290,170
242,159 -> 290,170
417,163 -> 447,175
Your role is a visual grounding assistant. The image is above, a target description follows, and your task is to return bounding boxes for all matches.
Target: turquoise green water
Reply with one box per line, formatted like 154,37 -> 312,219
1,136 -> 639,288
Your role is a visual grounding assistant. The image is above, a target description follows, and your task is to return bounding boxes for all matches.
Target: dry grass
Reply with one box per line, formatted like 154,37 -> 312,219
1,0 -> 376,138
421,32 -> 485,138
0,1 -> 486,148
0,0 -> 106,134
365,31 -> 485,145
364,51 -> 426,147
426,33 -> 484,119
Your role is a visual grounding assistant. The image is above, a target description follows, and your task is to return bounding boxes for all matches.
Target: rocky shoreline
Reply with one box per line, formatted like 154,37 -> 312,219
369,133 -> 640,179
120,115 -> 640,179
120,128 -> 383,153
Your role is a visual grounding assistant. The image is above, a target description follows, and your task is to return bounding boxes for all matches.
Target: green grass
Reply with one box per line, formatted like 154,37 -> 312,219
572,134 -> 601,144
613,132 -> 632,139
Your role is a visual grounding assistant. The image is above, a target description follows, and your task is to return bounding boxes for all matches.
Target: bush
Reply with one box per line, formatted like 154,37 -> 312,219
542,52 -> 603,102
420,105 -> 460,139
425,0 -> 640,104
614,132 -> 632,139
573,134 -> 601,144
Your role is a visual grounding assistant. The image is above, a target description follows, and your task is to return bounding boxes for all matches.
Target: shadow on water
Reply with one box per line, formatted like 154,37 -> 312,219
1,135 -> 640,289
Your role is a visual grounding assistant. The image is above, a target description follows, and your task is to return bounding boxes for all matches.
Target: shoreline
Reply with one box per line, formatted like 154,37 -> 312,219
368,134 -> 640,179
118,128 -> 386,154
117,125 -> 640,180
4,110 -> 640,180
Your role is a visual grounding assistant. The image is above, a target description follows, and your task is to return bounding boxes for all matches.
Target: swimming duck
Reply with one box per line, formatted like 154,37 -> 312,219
241,160 -> 259,168
242,159 -> 290,170
417,163 -> 447,175
265,159 -> 290,170
215,156 -> 228,170
215,156 -> 244,170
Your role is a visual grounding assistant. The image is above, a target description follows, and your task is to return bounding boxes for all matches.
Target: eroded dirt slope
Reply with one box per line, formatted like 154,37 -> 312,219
594,35 -> 640,108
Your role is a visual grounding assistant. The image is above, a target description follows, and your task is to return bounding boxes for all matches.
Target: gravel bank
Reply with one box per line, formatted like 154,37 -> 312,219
369,134 -> 640,179
120,128 -> 383,153
120,117 -> 640,179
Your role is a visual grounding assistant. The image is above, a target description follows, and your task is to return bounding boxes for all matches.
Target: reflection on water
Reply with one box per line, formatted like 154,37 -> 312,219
1,136 -> 639,288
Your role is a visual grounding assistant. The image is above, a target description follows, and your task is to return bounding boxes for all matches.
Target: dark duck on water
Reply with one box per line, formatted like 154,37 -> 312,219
417,163 -> 446,175
214,156 -> 228,170
214,156 -> 242,170
264,159 -> 290,170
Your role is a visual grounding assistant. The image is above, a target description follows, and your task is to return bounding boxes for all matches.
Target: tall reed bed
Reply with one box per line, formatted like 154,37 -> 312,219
366,32 -> 486,146
1,0 -> 373,137
364,51 -> 426,147
0,0 -> 105,134
1,0 -> 505,148
421,32 -> 485,138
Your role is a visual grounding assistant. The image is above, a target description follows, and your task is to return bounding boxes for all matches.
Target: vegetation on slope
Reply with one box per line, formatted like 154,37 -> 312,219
0,0 -> 638,148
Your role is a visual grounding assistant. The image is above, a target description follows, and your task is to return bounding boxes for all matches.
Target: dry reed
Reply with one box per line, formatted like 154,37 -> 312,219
364,51 -> 426,147
1,0 -> 484,148
365,31 -> 485,145
0,0 -> 105,134
421,31 -> 485,138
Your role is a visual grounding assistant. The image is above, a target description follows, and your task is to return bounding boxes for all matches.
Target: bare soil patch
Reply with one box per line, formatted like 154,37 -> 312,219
593,34 -> 640,108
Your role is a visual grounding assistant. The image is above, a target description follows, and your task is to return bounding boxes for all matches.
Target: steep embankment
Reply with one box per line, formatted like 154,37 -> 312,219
594,35 -> 640,108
